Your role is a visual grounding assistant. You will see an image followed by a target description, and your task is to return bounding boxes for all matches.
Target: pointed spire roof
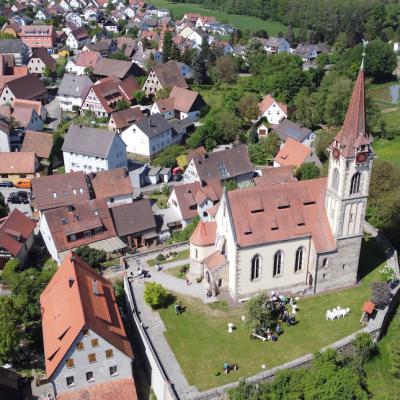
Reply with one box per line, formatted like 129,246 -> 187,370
334,65 -> 371,158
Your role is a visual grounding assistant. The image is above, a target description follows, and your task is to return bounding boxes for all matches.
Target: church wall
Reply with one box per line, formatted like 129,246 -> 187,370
234,237 -> 311,299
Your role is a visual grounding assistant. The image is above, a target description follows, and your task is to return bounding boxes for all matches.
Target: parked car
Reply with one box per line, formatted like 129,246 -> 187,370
0,180 -> 14,188
7,192 -> 29,204
171,174 -> 183,181
15,179 -> 31,189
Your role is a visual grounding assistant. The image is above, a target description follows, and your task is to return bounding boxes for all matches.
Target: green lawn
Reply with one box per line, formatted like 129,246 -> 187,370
157,237 -> 386,390
147,249 -> 190,267
373,136 -> 400,166
365,309 -> 400,398
164,264 -> 190,279
148,193 -> 169,209
148,0 -> 288,34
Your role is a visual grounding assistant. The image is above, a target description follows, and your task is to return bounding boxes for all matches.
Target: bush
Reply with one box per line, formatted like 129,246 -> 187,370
156,254 -> 166,262
371,281 -> 392,309
296,162 -> 320,180
75,246 -> 106,270
1,259 -> 20,285
380,264 -> 397,284
352,332 -> 376,363
144,282 -> 171,309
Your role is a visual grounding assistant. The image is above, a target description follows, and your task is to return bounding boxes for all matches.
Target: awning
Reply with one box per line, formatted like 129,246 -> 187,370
88,236 -> 126,252
142,231 -> 158,239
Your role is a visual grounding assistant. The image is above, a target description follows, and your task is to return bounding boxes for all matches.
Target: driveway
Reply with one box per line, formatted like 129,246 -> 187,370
45,97 -> 61,131
0,187 -> 32,217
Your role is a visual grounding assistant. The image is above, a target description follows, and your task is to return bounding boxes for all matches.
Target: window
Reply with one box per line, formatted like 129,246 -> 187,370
52,192 -> 57,198
77,342 -> 84,351
88,353 -> 96,363
195,249 -> 198,259
66,376 -> 75,387
84,231 -> 91,238
105,349 -> 113,358
69,234 -> 76,241
73,189 -> 77,195
91,339 -> 98,347
251,255 -> 260,281
273,251 -> 282,277
86,371 -> 94,382
109,365 -> 118,376
66,358 -> 74,368
331,168 -> 339,191
294,247 -> 303,272
350,172 -> 361,195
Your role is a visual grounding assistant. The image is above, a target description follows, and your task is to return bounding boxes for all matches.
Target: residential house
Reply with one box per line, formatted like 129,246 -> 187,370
120,113 -> 173,157
81,76 -> 138,117
258,94 -> 287,124
27,47 -> 56,75
294,43 -> 330,64
84,39 -> 117,57
35,9 -> 50,21
108,107 -> 144,133
0,54 -> 29,94
0,367 -> 32,399
183,144 -> 254,184
182,13 -> 201,24
0,39 -> 30,65
273,138 -> 322,168
176,61 -> 193,79
65,50 -> 102,75
143,60 -> 188,96
13,99 -> 46,122
195,15 -> 216,30
0,208 -> 36,269
31,171 -> 90,212
40,199 -> 125,262
0,74 -> 48,105
58,74 -> 93,112
103,19 -> 119,33
20,25 -> 56,49
273,119 -> 316,147
111,199 -> 157,248
132,48 -> 162,70
83,5 -> 99,22
89,168 -> 133,207
66,27 -> 90,50
261,37 -> 290,54
0,22 -> 20,38
62,124 -> 128,173
92,58 -> 144,80
0,152 -> 39,183
40,253 -> 135,396
66,12 -> 83,28
151,86 -> 204,122
168,179 -> 222,227
20,130 -> 53,164
11,99 -> 44,131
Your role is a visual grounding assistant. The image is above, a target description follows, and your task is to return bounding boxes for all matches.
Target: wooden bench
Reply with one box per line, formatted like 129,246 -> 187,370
251,332 -> 267,341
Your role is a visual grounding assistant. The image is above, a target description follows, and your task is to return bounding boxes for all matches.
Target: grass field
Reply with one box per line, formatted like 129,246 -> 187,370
365,309 -> 400,398
164,264 -> 190,279
148,0 -> 288,34
147,249 -> 190,267
373,136 -> 400,166
157,237 -> 386,390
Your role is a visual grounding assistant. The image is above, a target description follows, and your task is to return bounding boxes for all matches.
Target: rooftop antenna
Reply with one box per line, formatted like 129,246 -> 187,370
361,39 -> 368,70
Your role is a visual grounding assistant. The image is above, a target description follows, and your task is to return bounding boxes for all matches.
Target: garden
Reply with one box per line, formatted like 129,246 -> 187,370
146,236 -> 395,390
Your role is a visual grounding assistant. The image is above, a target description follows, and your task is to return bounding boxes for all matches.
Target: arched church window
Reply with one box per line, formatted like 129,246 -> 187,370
332,168 -> 339,191
251,255 -> 260,281
273,251 -> 283,277
350,172 -> 361,195
295,247 -> 303,272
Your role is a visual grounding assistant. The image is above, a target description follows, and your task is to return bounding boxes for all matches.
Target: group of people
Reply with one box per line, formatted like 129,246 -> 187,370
223,362 -> 239,374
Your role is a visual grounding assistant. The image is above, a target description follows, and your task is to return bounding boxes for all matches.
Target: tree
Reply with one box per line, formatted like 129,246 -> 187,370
42,66 -> 53,79
116,99 -> 131,111
0,296 -> 19,364
248,133 -> 280,165
75,246 -> 106,270
214,109 -> 243,143
296,162 -> 320,180
246,293 -> 277,333
293,87 -> 318,128
55,57 -> 67,78
144,282 -> 171,309
155,86 -> 172,100
162,31 -> 173,62
109,51 -> 129,61
215,56 -> 237,83
152,145 -> 186,168
223,180 -> 238,191
1,258 -> 19,286
237,93 -> 259,121
245,38 -> 265,67
133,90 -> 147,105
314,128 -> 337,162
0,193 -> 8,218
352,332 -> 376,363
192,52 -> 207,84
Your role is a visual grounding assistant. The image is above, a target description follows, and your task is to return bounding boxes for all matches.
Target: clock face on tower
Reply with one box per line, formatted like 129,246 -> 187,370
332,148 -> 340,159
356,152 -> 368,164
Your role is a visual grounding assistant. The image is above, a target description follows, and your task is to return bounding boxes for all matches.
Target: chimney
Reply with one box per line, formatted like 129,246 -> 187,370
92,280 -> 99,295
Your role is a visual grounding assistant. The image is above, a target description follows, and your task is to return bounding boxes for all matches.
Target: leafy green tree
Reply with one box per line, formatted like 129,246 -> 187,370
245,38 -> 265,67
352,332 -> 376,363
0,296 -> 19,364
215,56 -> 237,83
1,258 -> 19,286
296,162 -> 320,180
314,128 -> 337,162
152,145 -> 186,168
293,87 -> 318,128
116,99 -> 131,111
192,52 -> 207,84
109,51 -> 129,61
162,31 -> 173,62
133,90 -> 147,105
248,133 -> 280,165
223,180 -> 238,191
246,293 -> 277,332
155,86 -> 171,100
55,57 -> 67,78
237,93 -> 259,121
144,282 -> 171,309
75,246 -> 106,270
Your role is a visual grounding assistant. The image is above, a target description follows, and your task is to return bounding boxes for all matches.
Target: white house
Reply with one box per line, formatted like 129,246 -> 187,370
58,74 -> 93,111
262,37 -> 291,54
66,12 -> 83,27
35,10 -> 49,21
65,50 -> 102,75
258,94 -> 288,124
0,118 -> 10,152
40,253 -> 135,396
62,125 -> 127,173
66,28 -> 90,50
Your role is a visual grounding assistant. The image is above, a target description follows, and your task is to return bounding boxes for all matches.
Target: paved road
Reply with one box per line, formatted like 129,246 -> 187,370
0,187 -> 32,217
45,97 -> 61,131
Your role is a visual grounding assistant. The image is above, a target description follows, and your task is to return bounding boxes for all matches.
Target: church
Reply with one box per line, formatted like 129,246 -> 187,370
189,62 -> 374,301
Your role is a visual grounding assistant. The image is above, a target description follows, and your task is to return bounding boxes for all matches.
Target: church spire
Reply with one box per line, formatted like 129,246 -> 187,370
333,43 -> 371,159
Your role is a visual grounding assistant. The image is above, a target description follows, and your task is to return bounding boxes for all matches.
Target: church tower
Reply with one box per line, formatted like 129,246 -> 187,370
325,61 -> 373,240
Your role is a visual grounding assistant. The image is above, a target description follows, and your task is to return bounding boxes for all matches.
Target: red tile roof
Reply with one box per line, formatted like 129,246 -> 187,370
274,138 -> 312,167
89,168 -> 133,200
75,50 -> 102,68
41,253 -> 133,379
258,94 -> 287,116
152,61 -> 188,90
56,378 -> 138,400
254,166 -> 297,186
227,178 -> 336,253
190,221 -> 216,246
334,67 -> 371,158
0,209 -> 36,257
204,251 -> 227,272
20,130 -> 53,159
0,152 -> 38,174
110,107 -> 144,129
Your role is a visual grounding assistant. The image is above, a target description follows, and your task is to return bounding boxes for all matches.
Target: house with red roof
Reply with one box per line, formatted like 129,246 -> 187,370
40,252 -> 136,397
258,94 -> 287,124
189,62 -> 375,299
0,209 -> 36,268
